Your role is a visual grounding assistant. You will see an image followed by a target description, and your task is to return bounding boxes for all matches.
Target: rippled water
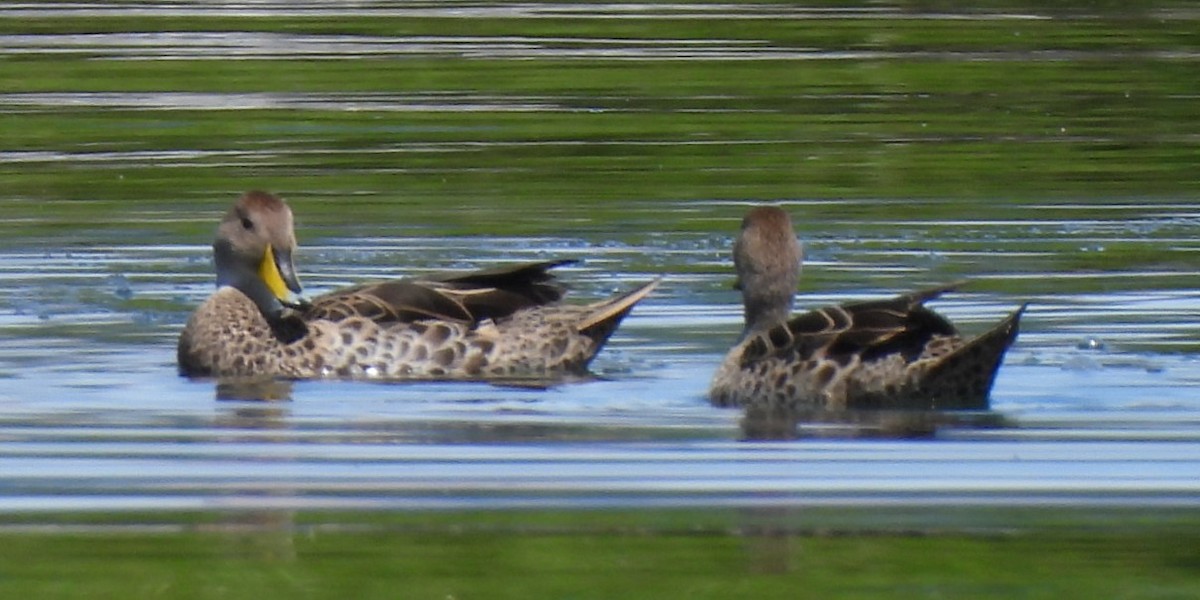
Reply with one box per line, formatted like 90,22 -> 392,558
5,206 -> 1200,505
1,1 -> 1199,596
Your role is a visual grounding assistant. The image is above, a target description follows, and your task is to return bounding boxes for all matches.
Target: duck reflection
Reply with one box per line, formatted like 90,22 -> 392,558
741,405 -> 1010,440
215,377 -> 294,402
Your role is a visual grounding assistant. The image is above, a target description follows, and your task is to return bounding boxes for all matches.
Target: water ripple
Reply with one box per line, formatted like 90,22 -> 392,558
1,1 -> 1198,522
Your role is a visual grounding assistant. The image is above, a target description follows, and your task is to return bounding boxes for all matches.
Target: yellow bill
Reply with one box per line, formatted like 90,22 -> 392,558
258,244 -> 301,302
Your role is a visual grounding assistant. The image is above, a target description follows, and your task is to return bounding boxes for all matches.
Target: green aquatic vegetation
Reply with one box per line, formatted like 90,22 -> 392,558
0,8 -> 1197,600
1,508 -> 1198,599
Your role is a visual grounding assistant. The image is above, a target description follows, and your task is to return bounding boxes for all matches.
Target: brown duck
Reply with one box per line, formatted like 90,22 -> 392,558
709,206 -> 1024,412
178,191 -> 659,380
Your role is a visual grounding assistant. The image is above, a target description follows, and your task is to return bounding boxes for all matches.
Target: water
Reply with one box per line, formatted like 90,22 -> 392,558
1,1 -> 1199,597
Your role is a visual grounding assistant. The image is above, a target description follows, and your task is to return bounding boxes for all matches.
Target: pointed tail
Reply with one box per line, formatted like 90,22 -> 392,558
924,303 -> 1026,410
577,277 -> 662,343
904,280 -> 969,305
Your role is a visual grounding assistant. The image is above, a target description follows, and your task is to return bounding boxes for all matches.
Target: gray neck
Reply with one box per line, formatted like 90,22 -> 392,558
739,269 -> 797,335
213,239 -> 285,322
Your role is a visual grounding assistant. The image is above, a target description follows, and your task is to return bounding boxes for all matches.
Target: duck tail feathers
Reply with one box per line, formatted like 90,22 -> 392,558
925,303 -> 1026,410
577,277 -> 662,342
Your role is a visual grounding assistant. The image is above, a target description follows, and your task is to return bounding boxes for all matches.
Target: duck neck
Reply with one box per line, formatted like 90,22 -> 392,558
741,282 -> 795,335
213,238 -> 285,323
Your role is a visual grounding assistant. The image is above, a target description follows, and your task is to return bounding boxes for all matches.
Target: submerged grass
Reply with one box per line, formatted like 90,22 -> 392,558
0,5 -> 1199,596
0,8 -> 1197,227
2,507 -> 1199,599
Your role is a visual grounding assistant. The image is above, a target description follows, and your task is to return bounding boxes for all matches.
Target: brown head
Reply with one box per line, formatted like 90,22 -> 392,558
213,191 -> 305,324
733,205 -> 803,333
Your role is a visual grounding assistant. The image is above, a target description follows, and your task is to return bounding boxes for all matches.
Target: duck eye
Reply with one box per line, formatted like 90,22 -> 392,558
240,217 -> 254,230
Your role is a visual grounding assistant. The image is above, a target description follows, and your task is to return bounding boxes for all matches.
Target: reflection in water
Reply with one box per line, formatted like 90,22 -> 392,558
0,3 -> 1196,596
0,0 -> 1195,545
745,531 -> 794,576
214,378 -> 294,430
208,510 -> 298,564
740,405 -> 1011,440
216,378 -> 295,402
739,507 -> 799,576
210,379 -> 302,558
213,403 -> 293,432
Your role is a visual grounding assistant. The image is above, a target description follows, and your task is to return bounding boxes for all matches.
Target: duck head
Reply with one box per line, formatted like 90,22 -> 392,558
213,191 -> 307,324
733,206 -> 803,333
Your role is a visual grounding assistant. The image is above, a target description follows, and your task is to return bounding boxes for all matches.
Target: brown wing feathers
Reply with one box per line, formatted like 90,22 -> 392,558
429,259 -> 576,288
742,286 -> 961,367
309,281 -> 476,323
305,260 -> 576,326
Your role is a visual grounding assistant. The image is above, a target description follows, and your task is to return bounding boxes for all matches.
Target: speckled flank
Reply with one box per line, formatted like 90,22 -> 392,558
710,299 -> 1024,412
709,205 -> 1024,412
179,279 -> 658,381
177,190 -> 660,381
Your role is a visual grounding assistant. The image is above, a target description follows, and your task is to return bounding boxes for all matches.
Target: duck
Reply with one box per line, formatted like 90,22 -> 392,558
178,191 -> 660,381
709,205 -> 1024,413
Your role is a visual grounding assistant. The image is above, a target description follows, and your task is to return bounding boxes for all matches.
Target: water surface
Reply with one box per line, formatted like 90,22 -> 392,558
1,1 -> 1199,597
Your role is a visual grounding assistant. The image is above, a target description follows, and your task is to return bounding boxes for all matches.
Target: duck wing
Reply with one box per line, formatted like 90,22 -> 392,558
740,283 -> 963,367
304,259 -> 577,325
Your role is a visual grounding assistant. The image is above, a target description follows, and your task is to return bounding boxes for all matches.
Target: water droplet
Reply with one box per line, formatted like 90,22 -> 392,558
1062,355 -> 1101,371
107,274 -> 133,300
